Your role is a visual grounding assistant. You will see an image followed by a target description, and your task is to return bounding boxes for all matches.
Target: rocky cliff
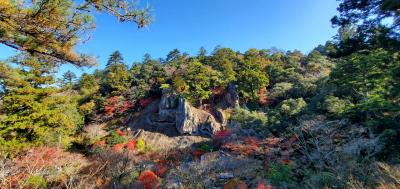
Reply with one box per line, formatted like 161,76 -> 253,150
129,90 -> 223,137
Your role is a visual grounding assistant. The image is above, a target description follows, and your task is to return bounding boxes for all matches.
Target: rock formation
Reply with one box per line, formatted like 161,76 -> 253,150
130,90 -> 222,137
222,83 -> 239,108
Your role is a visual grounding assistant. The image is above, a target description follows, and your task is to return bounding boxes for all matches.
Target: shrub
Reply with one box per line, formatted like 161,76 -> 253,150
120,170 -> 139,186
138,170 -> 159,189
79,100 -> 96,115
270,82 -> 293,100
107,131 -> 128,146
267,163 -> 296,188
104,96 -> 133,117
136,138 -> 146,152
25,175 -> 47,189
323,96 -> 352,116
230,108 -> 268,130
126,140 -> 137,151
279,98 -> 306,117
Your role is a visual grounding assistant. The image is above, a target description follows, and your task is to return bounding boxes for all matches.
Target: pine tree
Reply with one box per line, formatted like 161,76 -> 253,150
0,55 -> 83,154
106,51 -> 125,68
60,70 -> 77,89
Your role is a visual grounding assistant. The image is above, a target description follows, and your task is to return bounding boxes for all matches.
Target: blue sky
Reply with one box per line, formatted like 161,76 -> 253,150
0,0 -> 339,77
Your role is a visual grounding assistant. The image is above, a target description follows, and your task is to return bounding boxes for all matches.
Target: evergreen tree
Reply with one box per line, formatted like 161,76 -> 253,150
60,70 -> 77,89
0,55 -> 83,154
106,51 -> 125,67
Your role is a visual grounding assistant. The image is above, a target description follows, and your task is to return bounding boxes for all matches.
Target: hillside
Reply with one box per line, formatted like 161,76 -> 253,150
1,0 -> 400,188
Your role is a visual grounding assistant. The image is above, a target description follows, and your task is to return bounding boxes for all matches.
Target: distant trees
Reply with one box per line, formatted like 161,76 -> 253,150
59,70 -> 77,90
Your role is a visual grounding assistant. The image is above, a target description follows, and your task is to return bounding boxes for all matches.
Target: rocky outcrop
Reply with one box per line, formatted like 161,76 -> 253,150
176,97 -> 222,136
130,90 -> 222,137
222,83 -> 239,108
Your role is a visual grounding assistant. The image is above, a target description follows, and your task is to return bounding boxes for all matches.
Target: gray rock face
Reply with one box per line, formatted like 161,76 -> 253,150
132,90 -> 222,137
175,97 -> 222,136
222,83 -> 239,108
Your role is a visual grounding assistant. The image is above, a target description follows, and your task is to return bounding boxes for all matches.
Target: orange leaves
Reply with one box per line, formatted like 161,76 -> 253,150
258,86 -> 268,106
126,140 -> 137,151
138,170 -> 159,189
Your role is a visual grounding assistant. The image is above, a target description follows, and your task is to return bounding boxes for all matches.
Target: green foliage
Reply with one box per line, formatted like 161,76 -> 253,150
267,163 -> 296,188
279,98 -> 307,117
236,51 -> 269,102
323,96 -> 353,116
106,131 -> 128,146
25,175 -> 47,189
303,171 -> 340,188
128,57 -> 166,102
230,108 -> 268,131
0,55 -> 83,155
59,70 -> 77,89
105,62 -> 130,96
197,142 -> 213,152
120,170 -> 140,186
269,82 -> 293,101
176,59 -> 223,104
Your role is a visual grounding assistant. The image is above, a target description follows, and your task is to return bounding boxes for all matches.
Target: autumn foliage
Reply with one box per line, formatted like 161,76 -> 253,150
138,170 -> 159,189
104,96 -> 133,117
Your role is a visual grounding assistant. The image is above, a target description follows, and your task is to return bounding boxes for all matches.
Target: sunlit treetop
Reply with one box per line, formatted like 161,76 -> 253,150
0,0 -> 152,67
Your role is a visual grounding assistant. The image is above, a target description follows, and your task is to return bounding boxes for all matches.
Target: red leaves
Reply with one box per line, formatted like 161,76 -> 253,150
104,96 -> 133,117
126,140 -> 137,151
155,163 -> 168,177
281,159 -> 291,165
257,183 -> 273,189
213,129 -> 232,148
192,149 -> 206,159
139,96 -> 156,107
138,170 -> 159,189
116,129 -> 126,136
214,129 -> 232,139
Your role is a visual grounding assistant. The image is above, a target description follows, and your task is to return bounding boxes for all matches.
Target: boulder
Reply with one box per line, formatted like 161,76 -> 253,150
222,83 -> 239,108
176,97 -> 222,136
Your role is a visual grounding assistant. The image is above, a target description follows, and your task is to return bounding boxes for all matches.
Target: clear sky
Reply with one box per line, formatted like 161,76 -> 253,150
0,0 -> 339,77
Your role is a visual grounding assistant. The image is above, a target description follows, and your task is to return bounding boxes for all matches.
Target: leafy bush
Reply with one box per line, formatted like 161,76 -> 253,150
267,163 -> 296,188
303,171 -> 339,188
279,98 -> 306,117
138,170 -> 159,189
120,170 -> 139,186
269,82 -> 293,101
25,175 -> 47,189
79,100 -> 96,115
104,96 -> 133,117
136,138 -> 146,151
106,131 -> 128,146
230,108 -> 268,130
323,96 -> 352,116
